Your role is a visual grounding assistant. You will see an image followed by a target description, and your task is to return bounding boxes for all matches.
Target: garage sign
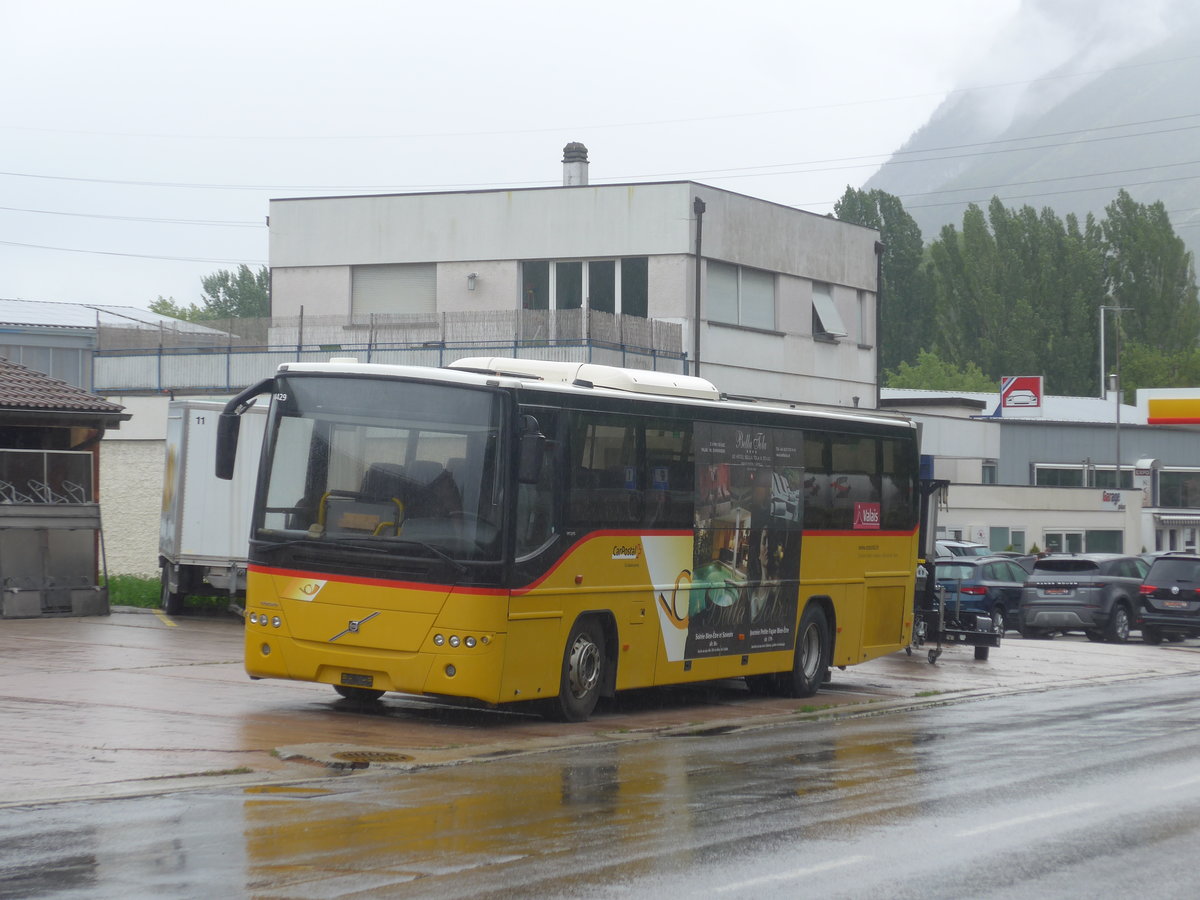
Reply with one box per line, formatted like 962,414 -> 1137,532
1000,376 -> 1043,415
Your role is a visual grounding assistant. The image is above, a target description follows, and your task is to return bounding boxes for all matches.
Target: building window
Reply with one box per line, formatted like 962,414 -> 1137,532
856,290 -> 870,346
812,282 -> 848,340
1010,529 -> 1026,553
707,261 -> 776,330
1090,466 -> 1134,489
621,258 -> 648,318
982,461 -> 997,484
1159,470 -> 1200,508
520,258 -> 647,317
1045,531 -> 1084,553
0,345 -> 88,389
1034,465 -> 1085,487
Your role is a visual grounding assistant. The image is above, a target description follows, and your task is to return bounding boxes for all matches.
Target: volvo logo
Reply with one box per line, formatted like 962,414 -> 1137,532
329,611 -> 380,642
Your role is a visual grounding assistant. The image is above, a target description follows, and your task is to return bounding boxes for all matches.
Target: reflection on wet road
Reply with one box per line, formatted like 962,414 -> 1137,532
5,675 -> 1200,898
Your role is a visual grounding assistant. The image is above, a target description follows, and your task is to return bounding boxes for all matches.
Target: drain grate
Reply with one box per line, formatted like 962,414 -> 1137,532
331,750 -> 413,763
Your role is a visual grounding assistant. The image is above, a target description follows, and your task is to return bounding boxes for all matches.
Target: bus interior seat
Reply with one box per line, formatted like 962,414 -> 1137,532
319,463 -> 405,534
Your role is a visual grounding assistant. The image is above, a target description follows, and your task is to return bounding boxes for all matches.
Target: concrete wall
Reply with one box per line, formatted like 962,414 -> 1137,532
99,396 -> 170,577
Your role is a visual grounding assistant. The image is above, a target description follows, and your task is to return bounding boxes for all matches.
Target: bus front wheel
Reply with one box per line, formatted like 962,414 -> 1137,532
546,617 -> 606,722
783,604 -> 831,698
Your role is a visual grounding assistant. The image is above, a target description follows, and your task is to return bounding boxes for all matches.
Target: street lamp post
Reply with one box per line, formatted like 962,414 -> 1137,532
1098,304 -> 1132,398
1101,304 -> 1131,489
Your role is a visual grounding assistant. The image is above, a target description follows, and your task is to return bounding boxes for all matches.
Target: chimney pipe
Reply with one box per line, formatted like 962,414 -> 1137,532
562,142 -> 589,186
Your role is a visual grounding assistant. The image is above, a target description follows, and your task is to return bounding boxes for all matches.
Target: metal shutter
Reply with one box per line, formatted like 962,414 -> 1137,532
352,264 -> 436,315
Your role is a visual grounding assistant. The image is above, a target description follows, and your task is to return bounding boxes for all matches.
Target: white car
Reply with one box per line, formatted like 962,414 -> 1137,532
935,539 -> 991,558
1005,389 -> 1039,407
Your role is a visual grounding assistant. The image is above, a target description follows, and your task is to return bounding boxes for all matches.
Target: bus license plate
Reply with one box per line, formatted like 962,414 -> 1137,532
341,673 -> 374,687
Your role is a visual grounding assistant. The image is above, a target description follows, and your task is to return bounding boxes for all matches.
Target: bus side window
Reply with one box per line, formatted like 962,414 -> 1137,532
827,435 -> 879,530
802,433 -> 830,529
880,437 -> 918,530
516,408 -> 559,556
567,412 -> 639,528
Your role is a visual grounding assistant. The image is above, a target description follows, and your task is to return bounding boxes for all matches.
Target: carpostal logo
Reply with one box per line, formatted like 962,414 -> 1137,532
853,502 -> 881,530
612,543 -> 642,561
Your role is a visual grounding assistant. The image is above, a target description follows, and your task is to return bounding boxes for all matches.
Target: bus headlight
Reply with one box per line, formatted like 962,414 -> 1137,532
449,635 -> 461,648
465,636 -> 476,648
433,634 -> 445,646
271,616 -> 282,628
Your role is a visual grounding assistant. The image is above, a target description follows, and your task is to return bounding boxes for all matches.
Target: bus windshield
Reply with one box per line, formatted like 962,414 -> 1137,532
255,375 -> 506,563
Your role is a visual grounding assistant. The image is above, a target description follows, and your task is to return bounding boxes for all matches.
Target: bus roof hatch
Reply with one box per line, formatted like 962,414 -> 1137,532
448,357 -> 721,401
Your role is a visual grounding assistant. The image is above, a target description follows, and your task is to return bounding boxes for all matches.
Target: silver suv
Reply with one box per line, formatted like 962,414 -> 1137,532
1019,553 -> 1149,642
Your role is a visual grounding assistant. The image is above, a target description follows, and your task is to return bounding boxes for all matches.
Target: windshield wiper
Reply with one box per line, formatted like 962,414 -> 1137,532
252,533 -> 467,575
382,538 -> 468,576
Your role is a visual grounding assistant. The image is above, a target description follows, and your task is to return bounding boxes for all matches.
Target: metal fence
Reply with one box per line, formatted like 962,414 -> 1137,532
94,309 -> 687,393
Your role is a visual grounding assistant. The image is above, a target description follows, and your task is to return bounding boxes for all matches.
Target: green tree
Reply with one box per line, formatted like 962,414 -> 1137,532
834,187 -> 928,372
1102,189 -> 1199,356
149,265 -> 270,322
199,265 -> 270,319
884,349 -> 996,391
925,199 -> 1107,396
1118,340 -> 1200,394
148,296 -> 204,322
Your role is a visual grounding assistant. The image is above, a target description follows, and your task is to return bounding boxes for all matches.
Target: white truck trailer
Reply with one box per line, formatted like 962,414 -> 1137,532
159,399 -> 265,614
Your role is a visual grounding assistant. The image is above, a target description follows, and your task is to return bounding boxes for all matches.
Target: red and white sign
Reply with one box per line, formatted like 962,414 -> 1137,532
853,502 -> 881,530
1000,375 -> 1043,413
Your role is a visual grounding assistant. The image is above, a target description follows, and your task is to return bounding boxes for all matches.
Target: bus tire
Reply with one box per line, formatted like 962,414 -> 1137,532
546,617 -> 606,722
783,603 -> 831,698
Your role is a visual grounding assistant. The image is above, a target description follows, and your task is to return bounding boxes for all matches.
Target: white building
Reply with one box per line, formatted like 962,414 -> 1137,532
882,388 -> 1200,554
267,144 -> 882,407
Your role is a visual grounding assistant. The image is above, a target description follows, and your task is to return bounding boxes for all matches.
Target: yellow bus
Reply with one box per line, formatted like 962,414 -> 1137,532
217,357 -> 920,721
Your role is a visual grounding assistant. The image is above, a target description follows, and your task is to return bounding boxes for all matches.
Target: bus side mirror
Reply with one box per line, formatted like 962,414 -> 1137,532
215,376 -> 275,480
215,413 -> 241,480
517,415 -> 545,485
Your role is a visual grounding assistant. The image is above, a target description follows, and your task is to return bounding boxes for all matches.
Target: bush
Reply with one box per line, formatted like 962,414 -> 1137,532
105,575 -> 235,612
106,575 -> 162,608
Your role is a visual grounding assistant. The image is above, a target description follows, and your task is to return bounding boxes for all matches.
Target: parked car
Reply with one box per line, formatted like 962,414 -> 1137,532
933,556 -> 1029,635
936,539 -> 991,558
1138,554 -> 1200,644
991,550 -> 1038,572
1019,553 -> 1148,642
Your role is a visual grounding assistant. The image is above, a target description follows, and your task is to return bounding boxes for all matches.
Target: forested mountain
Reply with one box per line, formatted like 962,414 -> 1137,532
864,17 -> 1200,262
846,6 -> 1200,397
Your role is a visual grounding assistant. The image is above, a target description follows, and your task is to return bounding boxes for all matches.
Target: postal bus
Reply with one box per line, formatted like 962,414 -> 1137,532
217,357 -> 920,721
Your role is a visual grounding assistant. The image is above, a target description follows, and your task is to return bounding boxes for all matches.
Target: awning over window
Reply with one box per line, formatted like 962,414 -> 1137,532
1155,514 -> 1200,526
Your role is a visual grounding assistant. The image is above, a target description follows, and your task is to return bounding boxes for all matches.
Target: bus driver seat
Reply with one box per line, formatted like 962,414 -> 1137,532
320,463 -> 407,535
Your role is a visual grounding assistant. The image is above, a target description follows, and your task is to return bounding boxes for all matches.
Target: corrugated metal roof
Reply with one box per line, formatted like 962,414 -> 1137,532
0,298 -> 226,333
0,356 -> 126,414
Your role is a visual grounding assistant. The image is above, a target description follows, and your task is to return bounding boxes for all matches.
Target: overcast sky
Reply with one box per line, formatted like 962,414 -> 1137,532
0,0 -> 1137,311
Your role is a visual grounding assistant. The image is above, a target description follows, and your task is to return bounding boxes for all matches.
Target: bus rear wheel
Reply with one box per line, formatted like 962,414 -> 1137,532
782,603 -> 831,698
546,617 -> 606,722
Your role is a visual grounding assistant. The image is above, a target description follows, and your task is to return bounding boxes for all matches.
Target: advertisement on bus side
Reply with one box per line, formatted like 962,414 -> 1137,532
680,422 -> 805,659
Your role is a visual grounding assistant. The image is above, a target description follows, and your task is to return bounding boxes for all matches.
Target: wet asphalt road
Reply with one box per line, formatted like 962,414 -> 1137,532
3,611 -> 1200,897
4,674 -> 1200,899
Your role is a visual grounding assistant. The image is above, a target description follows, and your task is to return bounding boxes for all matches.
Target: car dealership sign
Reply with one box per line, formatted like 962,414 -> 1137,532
1000,375 -> 1043,415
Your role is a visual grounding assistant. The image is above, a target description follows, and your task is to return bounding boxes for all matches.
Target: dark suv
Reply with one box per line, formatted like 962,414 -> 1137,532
934,556 -> 1029,635
1019,554 -> 1148,642
1138,554 -> 1200,644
